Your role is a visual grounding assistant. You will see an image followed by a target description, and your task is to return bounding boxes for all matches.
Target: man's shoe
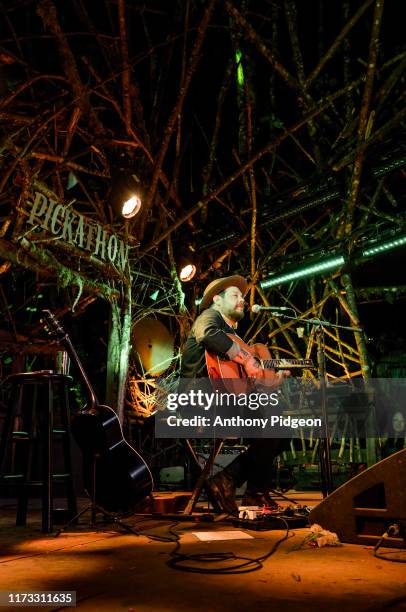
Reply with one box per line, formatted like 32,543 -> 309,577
207,471 -> 238,515
241,491 -> 280,510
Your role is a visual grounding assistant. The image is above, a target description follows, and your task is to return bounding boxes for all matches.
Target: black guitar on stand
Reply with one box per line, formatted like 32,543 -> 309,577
42,310 -> 153,514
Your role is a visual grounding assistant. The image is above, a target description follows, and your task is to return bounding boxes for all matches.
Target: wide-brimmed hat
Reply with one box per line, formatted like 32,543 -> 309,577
199,275 -> 247,311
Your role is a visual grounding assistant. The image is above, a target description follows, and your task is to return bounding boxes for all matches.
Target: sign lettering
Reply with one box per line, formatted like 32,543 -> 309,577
26,191 -> 129,272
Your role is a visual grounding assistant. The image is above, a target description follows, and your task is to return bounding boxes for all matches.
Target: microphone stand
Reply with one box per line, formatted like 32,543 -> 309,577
261,311 -> 362,498
315,323 -> 333,497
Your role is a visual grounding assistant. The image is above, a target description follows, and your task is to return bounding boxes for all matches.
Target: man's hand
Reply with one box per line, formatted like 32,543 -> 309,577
232,351 -> 264,379
231,348 -> 291,384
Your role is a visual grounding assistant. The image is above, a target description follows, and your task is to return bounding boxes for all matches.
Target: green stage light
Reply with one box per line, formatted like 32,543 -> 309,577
362,234 -> 406,257
236,50 -> 244,87
260,255 -> 345,289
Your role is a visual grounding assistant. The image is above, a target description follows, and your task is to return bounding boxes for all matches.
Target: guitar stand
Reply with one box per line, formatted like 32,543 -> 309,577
54,456 -> 139,537
54,502 -> 140,537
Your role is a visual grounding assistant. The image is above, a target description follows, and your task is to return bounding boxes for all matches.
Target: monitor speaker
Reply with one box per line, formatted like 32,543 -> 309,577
309,448 -> 406,548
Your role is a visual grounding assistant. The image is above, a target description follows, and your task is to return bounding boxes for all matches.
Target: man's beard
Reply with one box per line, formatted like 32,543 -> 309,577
228,307 -> 244,321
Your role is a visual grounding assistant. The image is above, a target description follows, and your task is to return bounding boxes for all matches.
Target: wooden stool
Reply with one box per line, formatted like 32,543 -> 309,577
0,371 -> 77,533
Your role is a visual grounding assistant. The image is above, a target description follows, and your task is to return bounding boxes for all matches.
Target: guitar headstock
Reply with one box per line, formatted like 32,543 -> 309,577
41,309 -> 67,341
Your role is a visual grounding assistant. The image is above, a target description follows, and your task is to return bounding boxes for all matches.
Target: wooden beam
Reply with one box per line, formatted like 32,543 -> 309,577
0,238 -> 119,300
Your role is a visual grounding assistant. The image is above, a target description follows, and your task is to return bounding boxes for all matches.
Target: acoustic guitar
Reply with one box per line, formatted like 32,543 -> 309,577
206,333 -> 314,384
42,310 -> 153,513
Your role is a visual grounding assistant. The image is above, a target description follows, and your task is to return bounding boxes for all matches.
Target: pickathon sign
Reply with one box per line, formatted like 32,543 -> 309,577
26,191 -> 129,271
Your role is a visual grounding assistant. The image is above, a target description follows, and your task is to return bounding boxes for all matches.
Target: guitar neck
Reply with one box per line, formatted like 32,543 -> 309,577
224,334 -> 315,370
262,359 -> 313,370
61,334 -> 98,410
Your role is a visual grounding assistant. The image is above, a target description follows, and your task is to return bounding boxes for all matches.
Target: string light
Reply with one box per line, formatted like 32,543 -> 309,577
261,255 -> 345,288
362,235 -> 406,257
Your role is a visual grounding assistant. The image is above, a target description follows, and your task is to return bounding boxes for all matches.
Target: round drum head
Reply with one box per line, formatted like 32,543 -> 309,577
132,317 -> 174,376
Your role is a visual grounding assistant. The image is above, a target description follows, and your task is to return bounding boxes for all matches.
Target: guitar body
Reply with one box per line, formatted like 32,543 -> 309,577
41,310 -> 153,514
71,405 -> 153,513
206,333 -> 314,383
206,336 -> 271,379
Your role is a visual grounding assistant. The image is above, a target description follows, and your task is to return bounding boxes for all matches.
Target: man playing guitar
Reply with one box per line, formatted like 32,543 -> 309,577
180,275 -> 290,514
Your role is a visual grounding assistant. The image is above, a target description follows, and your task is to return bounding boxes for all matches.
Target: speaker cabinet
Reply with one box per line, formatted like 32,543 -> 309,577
309,448 -> 406,548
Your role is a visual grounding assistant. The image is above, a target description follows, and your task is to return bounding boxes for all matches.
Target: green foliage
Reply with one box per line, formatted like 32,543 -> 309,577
57,266 -> 76,288
69,383 -> 85,409
56,267 -> 84,310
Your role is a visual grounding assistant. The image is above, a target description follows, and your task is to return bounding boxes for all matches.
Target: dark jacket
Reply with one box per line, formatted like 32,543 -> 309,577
180,308 -> 235,378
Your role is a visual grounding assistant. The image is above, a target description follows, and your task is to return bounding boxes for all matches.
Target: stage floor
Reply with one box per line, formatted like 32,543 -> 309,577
1,491 -> 405,611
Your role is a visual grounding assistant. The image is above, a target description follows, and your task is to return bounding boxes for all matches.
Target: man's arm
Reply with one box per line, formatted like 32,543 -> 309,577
194,310 -> 268,379
233,349 -> 290,386
229,343 -> 265,378
194,309 -> 289,385
194,309 -> 235,354
229,341 -> 290,386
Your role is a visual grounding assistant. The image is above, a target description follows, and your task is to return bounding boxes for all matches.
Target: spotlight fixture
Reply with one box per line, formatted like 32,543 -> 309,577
261,255 -> 345,289
121,194 -> 142,219
110,170 -> 143,219
179,263 -> 197,282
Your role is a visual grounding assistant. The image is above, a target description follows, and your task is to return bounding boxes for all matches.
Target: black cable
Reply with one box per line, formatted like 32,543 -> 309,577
0,514 -> 291,575
374,550 -> 406,563
166,516 -> 292,574
122,514 -> 292,573
374,524 -> 406,563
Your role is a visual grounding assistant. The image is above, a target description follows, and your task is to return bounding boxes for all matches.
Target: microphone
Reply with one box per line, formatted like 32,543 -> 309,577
251,304 -> 291,314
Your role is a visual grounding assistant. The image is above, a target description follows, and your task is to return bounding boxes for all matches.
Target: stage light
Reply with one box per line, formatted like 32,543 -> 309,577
260,255 -> 345,289
362,234 -> 406,257
121,194 -> 142,219
236,50 -> 244,87
179,263 -> 196,282
110,170 -> 143,219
